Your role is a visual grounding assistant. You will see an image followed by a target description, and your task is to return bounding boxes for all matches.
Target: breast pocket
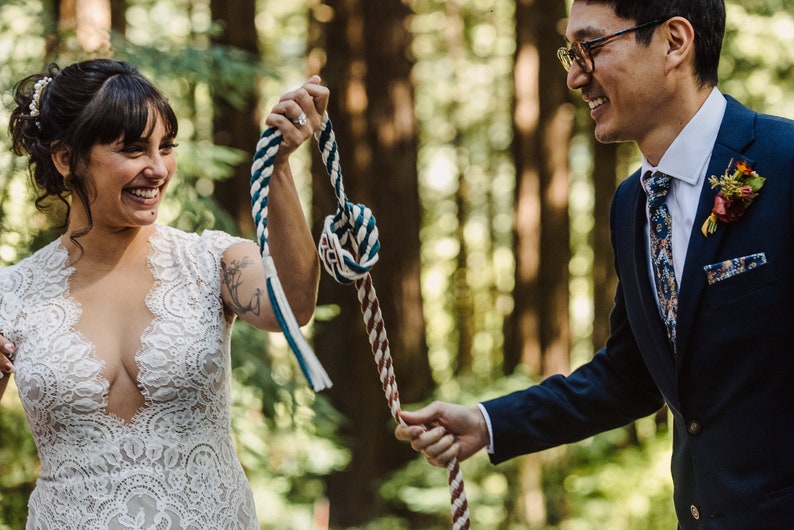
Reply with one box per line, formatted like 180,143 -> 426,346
703,252 -> 778,307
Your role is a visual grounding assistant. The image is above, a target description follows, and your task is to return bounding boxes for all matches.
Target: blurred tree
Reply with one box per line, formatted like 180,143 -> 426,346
590,138 -> 619,352
408,0 -> 517,387
438,0 -> 476,375
58,0 -> 112,54
110,0 -> 126,36
503,0 -> 573,527
210,0 -> 261,236
504,0 -> 572,378
310,0 -> 434,526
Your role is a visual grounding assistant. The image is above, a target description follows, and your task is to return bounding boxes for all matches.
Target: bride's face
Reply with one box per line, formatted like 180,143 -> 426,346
81,115 -> 177,230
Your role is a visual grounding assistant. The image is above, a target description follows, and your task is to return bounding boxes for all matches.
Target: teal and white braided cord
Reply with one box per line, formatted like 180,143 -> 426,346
250,125 -> 332,391
314,115 -> 380,285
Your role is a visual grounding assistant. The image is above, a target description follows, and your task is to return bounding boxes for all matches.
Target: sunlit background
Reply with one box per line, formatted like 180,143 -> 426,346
1,1 -> 791,529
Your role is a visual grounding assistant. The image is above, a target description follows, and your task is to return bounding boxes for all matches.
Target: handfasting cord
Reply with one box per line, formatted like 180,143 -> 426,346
250,113 -> 471,529
250,126 -> 332,391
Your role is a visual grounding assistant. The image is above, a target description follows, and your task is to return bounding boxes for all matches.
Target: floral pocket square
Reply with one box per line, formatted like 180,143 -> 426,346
703,252 -> 767,285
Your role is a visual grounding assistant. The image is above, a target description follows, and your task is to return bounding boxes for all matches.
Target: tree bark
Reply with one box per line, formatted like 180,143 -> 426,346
110,0 -> 126,37
312,0 -> 433,526
505,0 -> 572,378
444,0 -> 475,374
58,0 -> 111,53
505,0 -> 573,527
590,139 -> 619,352
210,0 -> 261,236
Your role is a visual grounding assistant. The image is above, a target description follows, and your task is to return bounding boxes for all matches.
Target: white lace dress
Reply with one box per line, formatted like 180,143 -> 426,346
0,225 -> 260,529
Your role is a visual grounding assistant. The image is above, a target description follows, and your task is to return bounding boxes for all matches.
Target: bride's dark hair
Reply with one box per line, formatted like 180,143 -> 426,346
9,58 -> 178,244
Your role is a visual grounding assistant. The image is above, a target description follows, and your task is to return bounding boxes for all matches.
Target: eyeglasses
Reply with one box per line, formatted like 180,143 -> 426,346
557,18 -> 666,73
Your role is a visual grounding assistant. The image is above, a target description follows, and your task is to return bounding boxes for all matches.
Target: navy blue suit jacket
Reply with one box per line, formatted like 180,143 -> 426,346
483,96 -> 794,529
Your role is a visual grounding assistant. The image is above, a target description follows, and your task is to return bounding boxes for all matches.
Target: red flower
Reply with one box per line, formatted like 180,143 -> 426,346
735,160 -> 754,175
711,193 -> 746,223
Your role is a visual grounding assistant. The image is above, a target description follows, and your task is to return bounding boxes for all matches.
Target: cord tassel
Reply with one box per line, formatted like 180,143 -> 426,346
250,127 -> 332,391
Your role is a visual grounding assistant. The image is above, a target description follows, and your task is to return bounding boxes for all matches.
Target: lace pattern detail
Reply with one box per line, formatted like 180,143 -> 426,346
0,226 -> 259,529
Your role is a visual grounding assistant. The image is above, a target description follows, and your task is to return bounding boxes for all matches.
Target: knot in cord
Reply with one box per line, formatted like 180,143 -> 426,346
318,204 -> 380,284
315,117 -> 380,284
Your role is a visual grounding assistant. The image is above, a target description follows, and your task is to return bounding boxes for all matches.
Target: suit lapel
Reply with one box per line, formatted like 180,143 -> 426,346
674,97 -> 757,361
619,174 -> 678,396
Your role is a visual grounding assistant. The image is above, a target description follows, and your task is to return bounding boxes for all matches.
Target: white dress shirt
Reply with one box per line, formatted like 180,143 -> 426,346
479,88 -> 728,454
641,87 -> 727,293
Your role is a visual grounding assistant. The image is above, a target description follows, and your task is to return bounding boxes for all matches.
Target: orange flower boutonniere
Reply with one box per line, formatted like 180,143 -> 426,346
701,159 -> 765,237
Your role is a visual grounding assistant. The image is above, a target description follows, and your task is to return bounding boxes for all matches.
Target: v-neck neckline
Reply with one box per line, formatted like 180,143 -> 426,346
56,226 -> 162,427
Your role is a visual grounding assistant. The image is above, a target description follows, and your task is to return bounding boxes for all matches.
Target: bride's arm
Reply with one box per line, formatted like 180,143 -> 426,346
220,77 -> 326,331
220,239 -> 318,331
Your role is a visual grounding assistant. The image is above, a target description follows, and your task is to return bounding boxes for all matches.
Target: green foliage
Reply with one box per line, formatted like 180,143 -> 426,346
379,371 -> 540,529
228,323 -> 349,529
112,39 -> 271,110
0,0 -> 53,265
720,3 -> 794,118
0,1 -> 346,529
542,420 -> 675,530
379,372 -> 675,530
0,393 -> 37,530
1,0 -> 791,528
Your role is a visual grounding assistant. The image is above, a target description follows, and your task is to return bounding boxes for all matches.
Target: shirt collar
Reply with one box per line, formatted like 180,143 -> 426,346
641,87 -> 727,185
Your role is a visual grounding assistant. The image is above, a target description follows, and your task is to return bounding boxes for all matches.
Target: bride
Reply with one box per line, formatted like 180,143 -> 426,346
1,58 -> 325,529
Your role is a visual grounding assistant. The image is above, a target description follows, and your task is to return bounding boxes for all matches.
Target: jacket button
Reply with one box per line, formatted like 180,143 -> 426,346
690,505 -> 701,520
687,420 -> 702,435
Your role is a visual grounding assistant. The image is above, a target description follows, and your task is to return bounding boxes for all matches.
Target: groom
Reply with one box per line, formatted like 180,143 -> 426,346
396,1 -> 794,528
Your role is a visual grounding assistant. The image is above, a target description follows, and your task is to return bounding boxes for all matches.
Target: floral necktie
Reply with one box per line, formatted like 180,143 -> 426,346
642,170 -> 677,352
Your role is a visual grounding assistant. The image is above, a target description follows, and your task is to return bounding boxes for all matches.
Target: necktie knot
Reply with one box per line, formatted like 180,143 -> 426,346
642,170 -> 672,208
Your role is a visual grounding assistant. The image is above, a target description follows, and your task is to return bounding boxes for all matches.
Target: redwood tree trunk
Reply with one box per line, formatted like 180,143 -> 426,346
58,0 -> 111,53
505,0 -> 573,526
312,0 -> 433,526
505,0 -> 572,378
210,0 -> 261,236
591,140 -> 619,352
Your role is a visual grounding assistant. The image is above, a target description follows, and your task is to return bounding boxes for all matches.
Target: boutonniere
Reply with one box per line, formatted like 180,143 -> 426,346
701,159 -> 765,237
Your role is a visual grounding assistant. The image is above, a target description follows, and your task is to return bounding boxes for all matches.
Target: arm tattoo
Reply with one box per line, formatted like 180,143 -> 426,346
221,257 -> 262,316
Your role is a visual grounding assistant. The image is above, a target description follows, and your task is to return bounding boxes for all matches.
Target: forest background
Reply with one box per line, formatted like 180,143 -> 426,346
0,0 -> 791,529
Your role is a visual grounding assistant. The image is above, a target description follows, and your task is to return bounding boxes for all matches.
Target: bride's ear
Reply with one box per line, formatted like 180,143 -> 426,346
50,142 -> 71,178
